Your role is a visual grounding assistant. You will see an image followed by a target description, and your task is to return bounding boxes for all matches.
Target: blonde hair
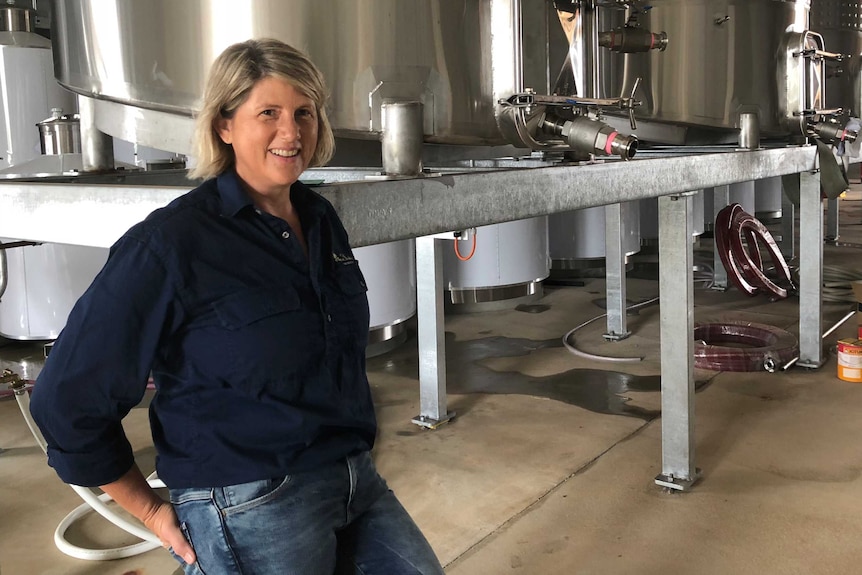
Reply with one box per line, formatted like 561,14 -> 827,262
189,38 -> 335,180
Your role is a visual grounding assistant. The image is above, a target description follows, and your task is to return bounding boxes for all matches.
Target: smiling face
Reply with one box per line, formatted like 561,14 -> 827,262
216,75 -> 319,200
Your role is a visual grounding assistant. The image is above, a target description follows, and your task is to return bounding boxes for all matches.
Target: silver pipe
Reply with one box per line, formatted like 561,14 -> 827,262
584,0 -> 599,98
77,95 -> 114,172
779,310 -> 856,371
739,112 -> 761,150
821,310 -> 857,341
512,0 -> 524,92
0,247 -> 7,301
571,0 -> 599,98
382,102 -> 424,176
0,7 -> 32,32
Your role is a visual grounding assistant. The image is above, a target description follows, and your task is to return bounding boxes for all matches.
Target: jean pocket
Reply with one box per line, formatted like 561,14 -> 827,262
167,522 -> 208,575
219,475 -> 293,516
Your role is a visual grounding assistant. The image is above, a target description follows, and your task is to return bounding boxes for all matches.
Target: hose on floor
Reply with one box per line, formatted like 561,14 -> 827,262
7,373 -> 163,560
693,321 -> 799,372
562,296 -> 659,363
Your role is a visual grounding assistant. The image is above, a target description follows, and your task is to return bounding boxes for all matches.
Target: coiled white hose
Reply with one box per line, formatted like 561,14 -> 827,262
13,385 -> 163,560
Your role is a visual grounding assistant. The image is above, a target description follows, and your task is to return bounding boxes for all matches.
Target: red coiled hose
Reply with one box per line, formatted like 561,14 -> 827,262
715,204 -> 795,299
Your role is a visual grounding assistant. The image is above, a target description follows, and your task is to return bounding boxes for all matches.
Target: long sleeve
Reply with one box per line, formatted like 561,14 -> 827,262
30,235 -> 183,487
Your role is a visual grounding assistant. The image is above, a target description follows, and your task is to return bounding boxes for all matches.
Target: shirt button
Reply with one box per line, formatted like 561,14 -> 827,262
282,231 -> 290,239
327,314 -> 332,322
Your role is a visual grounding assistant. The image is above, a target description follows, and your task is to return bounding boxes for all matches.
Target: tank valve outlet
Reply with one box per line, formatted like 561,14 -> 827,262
542,115 -> 638,160
599,27 -> 668,52
1,369 -> 25,394
809,120 -> 859,144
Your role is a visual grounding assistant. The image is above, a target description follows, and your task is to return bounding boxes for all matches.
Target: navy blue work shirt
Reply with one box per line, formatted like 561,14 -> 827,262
30,170 -> 377,488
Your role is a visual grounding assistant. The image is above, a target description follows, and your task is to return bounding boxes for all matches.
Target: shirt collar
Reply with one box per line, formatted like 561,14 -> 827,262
216,170 -> 328,220
216,170 -> 254,217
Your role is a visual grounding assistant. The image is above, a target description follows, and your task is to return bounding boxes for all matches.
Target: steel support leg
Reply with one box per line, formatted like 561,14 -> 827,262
604,203 -> 630,340
711,185 -> 730,291
825,197 -> 839,242
780,188 -> 796,260
798,170 -> 825,369
655,193 -> 701,491
412,236 -> 455,428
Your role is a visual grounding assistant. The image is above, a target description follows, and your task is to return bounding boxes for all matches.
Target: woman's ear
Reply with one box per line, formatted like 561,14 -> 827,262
216,116 -> 233,145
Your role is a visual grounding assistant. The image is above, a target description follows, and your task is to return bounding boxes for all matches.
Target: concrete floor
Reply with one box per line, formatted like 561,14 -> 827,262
1,189 -> 862,574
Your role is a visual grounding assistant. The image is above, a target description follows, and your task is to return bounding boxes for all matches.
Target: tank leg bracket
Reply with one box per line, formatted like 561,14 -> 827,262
797,357 -> 826,369
603,330 -> 631,341
411,412 -> 456,430
654,468 -> 702,492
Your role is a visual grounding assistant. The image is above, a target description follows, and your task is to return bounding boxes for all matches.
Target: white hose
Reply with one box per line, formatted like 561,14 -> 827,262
13,387 -> 48,453
562,297 -> 660,363
54,493 -> 161,560
13,386 -> 164,560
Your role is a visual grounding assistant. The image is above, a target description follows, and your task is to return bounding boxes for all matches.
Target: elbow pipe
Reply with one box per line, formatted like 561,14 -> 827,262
599,27 -> 668,53
542,114 -> 638,160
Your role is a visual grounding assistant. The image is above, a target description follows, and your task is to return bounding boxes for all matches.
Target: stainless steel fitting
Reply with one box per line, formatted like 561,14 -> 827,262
542,115 -> 638,160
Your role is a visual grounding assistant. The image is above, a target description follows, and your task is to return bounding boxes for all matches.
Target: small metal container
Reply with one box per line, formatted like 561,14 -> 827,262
0,7 -> 33,33
36,109 -> 81,155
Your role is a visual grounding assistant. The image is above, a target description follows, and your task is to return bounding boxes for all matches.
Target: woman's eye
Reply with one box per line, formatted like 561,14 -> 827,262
260,109 -> 275,117
297,109 -> 315,119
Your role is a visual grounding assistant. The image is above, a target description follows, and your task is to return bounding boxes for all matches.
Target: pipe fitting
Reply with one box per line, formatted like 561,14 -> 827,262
542,114 -> 638,160
1,369 -> 25,393
738,112 -> 761,150
381,101 -> 424,176
599,27 -> 668,53
809,119 -> 858,144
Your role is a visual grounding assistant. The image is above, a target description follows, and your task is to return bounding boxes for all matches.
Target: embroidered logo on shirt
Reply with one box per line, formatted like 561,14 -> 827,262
333,253 -> 355,263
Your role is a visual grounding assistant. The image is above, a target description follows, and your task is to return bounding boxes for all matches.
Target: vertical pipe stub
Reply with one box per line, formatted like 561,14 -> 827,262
0,7 -> 32,32
739,112 -> 761,150
382,101 -> 424,177
77,95 -> 114,172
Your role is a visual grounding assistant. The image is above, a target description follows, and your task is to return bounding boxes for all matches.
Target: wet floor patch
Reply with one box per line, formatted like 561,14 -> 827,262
369,333 -> 710,421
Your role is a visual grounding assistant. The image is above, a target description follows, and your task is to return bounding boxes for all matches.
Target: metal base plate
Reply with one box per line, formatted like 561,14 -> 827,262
411,412 -> 456,430
603,330 -> 631,341
797,358 -> 826,369
654,468 -> 702,491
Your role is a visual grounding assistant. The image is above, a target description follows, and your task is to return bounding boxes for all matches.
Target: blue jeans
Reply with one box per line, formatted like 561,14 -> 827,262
168,451 -> 444,575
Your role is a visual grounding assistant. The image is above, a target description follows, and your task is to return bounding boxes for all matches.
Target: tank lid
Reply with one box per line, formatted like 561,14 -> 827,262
36,108 -> 80,127
0,7 -> 33,33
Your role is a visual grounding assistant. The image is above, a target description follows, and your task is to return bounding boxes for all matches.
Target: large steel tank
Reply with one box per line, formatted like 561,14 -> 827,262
0,8 -> 108,340
605,0 -> 814,137
810,1 -> 862,116
51,0 -> 553,150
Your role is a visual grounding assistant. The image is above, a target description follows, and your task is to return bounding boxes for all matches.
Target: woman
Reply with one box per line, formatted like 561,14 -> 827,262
31,38 -> 445,575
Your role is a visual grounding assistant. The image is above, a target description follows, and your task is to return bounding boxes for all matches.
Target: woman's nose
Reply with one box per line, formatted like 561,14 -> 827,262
278,115 -> 300,140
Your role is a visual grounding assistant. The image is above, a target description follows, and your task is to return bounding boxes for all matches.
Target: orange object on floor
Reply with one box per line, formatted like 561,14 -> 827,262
837,338 -> 862,382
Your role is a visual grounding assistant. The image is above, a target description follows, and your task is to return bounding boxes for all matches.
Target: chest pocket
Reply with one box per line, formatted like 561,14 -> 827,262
334,262 -> 368,296
213,287 -> 301,329
329,262 -> 370,350
209,286 -> 312,401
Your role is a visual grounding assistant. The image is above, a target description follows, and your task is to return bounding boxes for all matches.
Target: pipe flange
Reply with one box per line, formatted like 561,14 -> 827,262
694,321 -> 799,372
